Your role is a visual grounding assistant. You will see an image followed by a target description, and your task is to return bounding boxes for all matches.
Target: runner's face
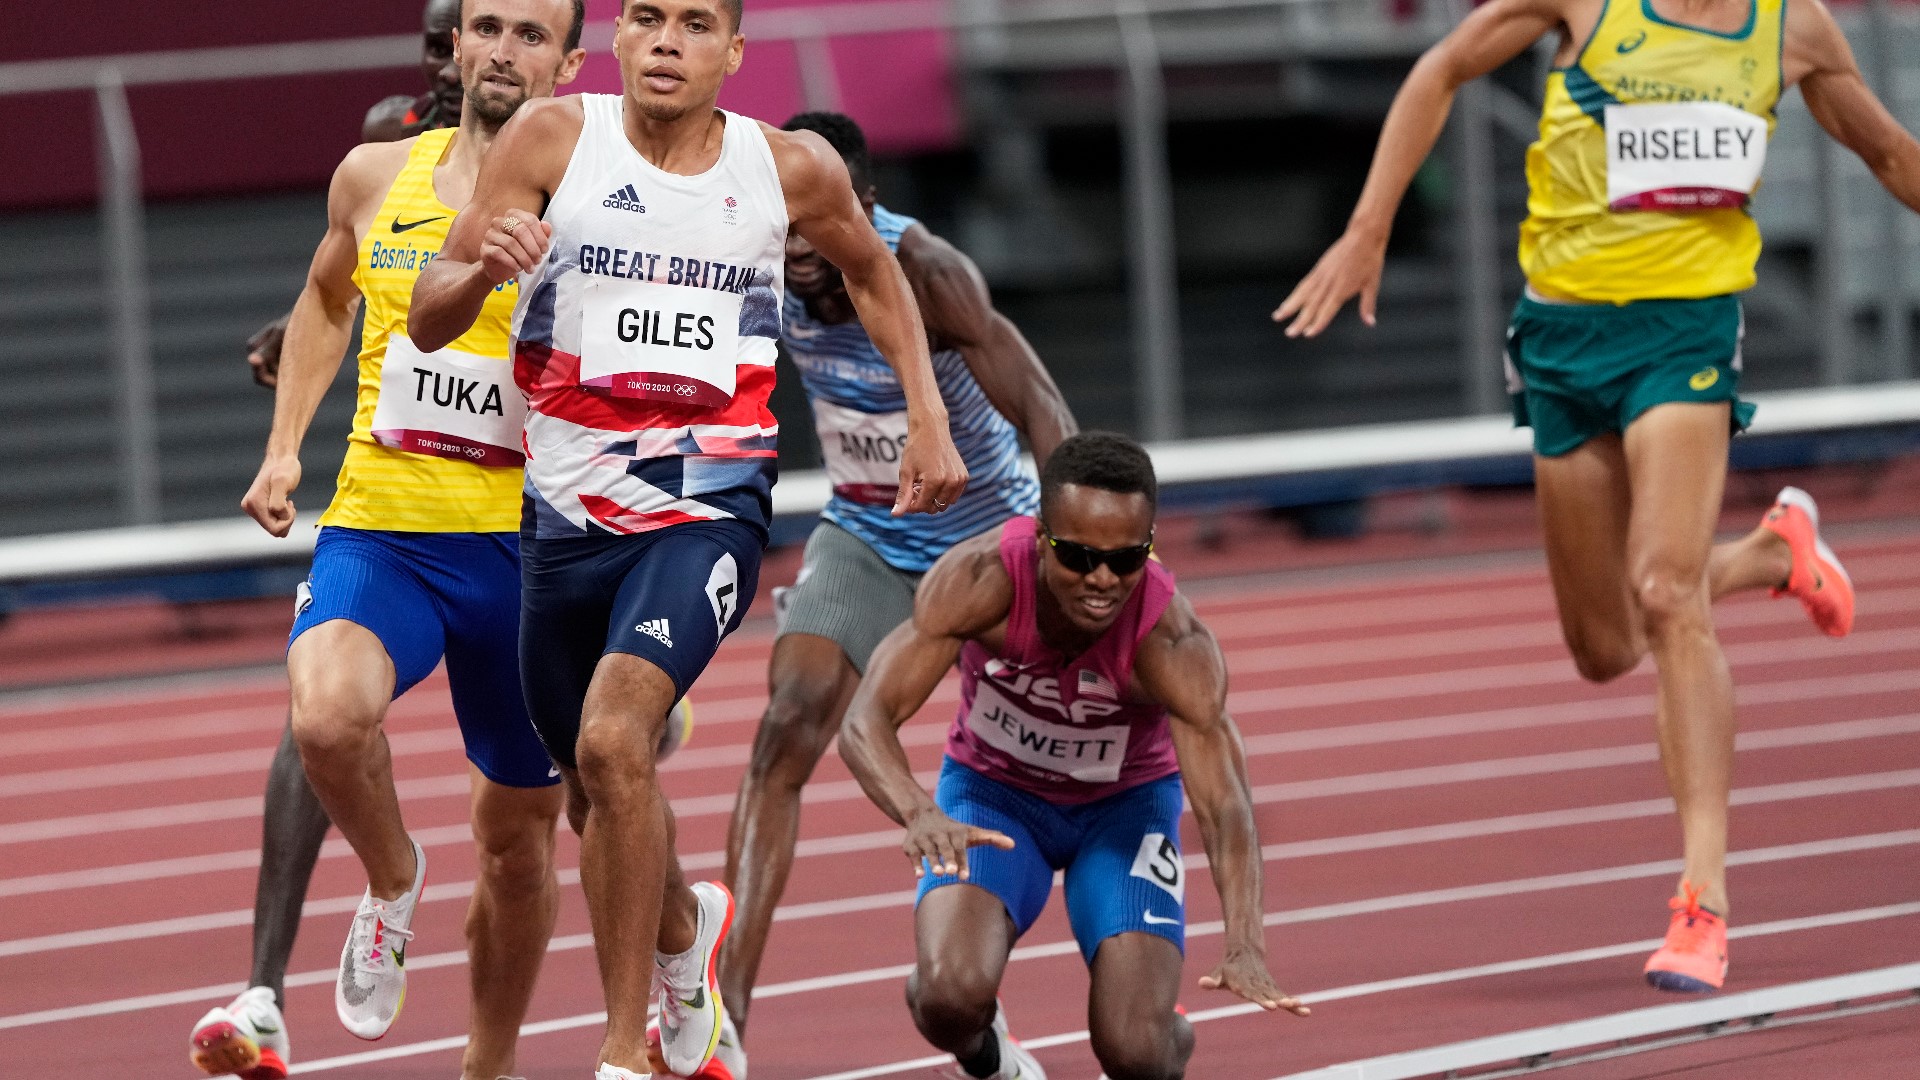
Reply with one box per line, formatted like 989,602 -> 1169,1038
615,0 -> 743,123
455,0 -> 581,127
786,184 -> 875,300
1038,486 -> 1155,636
422,0 -> 464,122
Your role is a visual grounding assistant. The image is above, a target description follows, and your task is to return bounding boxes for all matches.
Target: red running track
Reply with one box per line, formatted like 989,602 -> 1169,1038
2,526 -> 1919,1079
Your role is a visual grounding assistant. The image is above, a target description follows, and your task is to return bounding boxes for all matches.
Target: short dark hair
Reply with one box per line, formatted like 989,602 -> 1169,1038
720,0 -> 743,31
1039,432 -> 1158,520
783,111 -> 872,192
565,0 -> 587,50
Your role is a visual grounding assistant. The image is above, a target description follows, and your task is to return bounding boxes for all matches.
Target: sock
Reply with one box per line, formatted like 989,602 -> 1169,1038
597,1064 -> 649,1080
958,1032 -> 1002,1079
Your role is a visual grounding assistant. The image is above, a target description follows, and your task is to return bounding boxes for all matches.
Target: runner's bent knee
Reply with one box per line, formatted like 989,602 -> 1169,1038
1630,564 -> 1712,639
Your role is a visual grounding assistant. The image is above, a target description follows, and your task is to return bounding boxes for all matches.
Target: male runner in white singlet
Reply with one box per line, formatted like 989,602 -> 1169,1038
410,1 -> 968,1076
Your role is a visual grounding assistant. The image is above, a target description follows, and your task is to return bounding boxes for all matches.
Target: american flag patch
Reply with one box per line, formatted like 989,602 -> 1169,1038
1077,669 -> 1118,700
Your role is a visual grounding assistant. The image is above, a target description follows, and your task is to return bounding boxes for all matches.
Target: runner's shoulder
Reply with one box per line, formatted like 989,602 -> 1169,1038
915,526 -> 1014,638
331,139 -> 415,214
362,93 -> 425,143
762,124 -> 852,204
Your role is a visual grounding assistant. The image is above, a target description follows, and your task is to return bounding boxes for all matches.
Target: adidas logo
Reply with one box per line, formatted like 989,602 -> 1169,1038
603,184 -> 647,213
636,618 -> 673,647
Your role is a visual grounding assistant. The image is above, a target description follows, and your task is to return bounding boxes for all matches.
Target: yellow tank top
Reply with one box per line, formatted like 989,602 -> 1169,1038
1519,0 -> 1784,303
319,128 -> 524,533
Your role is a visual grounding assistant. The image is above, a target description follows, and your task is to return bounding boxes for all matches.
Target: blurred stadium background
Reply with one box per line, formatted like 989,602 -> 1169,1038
4,0 -> 1919,540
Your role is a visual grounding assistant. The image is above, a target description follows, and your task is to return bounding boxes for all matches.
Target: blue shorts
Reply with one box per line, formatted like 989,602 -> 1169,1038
518,520 -> 764,770
290,527 -> 555,789
916,758 -> 1187,964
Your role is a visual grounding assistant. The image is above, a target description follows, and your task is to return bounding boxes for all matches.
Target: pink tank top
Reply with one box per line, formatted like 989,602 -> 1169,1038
944,516 -> 1180,805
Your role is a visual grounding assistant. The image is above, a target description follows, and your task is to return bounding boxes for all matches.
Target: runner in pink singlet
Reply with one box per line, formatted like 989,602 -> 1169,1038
842,433 -> 1310,1080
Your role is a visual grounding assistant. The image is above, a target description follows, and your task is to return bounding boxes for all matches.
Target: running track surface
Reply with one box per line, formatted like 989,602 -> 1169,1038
4,525 -> 1920,1079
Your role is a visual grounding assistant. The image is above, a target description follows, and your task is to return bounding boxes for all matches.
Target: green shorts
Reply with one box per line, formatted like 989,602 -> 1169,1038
1503,293 -> 1757,457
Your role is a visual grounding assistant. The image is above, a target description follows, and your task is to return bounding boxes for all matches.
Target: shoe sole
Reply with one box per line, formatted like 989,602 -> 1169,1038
701,884 -> 738,1070
190,1020 -> 261,1076
1645,968 -> 1722,994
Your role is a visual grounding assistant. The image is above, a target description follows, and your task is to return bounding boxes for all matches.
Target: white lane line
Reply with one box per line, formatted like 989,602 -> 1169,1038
4,762 -> 1914,1020
10,554 -> 1915,757
285,892 -> 1920,1075
791,902 -> 1920,1080
3,702 -> 1914,946
11,662 -> 1920,893
9,611 -> 1916,822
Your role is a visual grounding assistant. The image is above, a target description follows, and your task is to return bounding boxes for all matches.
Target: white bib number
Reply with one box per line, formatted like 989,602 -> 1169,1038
812,399 -> 910,506
580,278 -> 742,407
966,679 -> 1131,784
1604,102 -> 1767,212
368,334 -> 525,467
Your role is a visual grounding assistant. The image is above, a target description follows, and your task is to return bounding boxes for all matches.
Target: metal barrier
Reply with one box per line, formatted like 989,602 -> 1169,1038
1275,960 -> 1920,1079
1,382 -> 1914,607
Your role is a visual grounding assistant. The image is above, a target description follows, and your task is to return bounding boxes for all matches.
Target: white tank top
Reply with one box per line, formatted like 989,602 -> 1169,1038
511,95 -> 788,538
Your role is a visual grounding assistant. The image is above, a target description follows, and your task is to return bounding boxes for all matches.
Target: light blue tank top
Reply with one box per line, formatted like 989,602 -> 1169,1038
783,206 -> 1039,573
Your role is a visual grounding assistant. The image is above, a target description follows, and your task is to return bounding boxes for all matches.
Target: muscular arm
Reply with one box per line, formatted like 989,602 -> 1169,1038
249,96 -> 426,388
1138,596 -> 1308,1015
1787,0 -> 1920,213
1274,0 -> 1568,335
409,97 -> 581,352
839,531 -> 1015,876
900,225 -> 1078,467
239,143 -> 399,535
770,126 -> 968,514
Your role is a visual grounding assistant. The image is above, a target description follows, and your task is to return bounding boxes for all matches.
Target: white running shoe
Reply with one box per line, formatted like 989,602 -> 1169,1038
188,985 -> 290,1079
659,697 -> 695,763
597,1065 -> 649,1079
983,1002 -> 1046,1080
335,838 -> 426,1040
656,881 -> 736,1076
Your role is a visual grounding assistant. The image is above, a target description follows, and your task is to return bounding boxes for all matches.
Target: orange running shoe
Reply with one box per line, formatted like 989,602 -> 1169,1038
1643,882 -> 1728,993
1761,487 -> 1854,637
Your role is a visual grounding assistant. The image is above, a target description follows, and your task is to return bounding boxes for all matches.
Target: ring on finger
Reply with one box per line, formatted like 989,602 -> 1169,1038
500,217 -> 520,235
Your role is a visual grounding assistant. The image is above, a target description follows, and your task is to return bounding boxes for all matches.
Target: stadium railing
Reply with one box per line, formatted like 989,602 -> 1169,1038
2,381 -> 1915,612
1273,960 -> 1920,1080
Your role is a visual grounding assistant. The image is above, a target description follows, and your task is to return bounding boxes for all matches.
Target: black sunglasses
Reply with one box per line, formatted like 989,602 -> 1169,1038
1040,526 -> 1155,576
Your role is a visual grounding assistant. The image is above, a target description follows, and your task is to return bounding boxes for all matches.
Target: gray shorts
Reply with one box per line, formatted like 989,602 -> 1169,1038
775,520 -> 922,673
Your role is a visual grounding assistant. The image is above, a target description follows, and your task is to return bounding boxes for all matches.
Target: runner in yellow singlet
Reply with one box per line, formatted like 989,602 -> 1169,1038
1273,0 -> 1920,992
203,5 -> 584,1079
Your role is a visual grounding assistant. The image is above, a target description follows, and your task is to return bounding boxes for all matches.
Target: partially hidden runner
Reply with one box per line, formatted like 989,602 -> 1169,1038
840,432 -> 1309,1080
406,0 -> 969,1076
246,0 -> 466,389
690,109 -> 1078,1080
1272,0 -> 1915,992
209,5 -> 586,1079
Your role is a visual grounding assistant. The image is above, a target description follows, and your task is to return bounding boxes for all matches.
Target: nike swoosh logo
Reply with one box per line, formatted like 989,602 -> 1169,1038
678,985 -> 707,1010
249,1014 -> 281,1035
1142,911 -> 1181,926
392,215 -> 445,233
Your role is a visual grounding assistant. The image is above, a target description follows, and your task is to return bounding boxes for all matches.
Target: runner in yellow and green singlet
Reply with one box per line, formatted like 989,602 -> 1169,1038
1273,0 -> 1920,993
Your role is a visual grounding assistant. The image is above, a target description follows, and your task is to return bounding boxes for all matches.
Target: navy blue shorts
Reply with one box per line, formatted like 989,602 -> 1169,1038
519,520 -> 764,769
290,527 -> 556,789
916,758 -> 1187,964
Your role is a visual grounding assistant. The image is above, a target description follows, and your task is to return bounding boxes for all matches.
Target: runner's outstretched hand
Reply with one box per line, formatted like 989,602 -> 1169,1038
241,454 -> 302,537
1272,226 -> 1387,339
893,428 -> 969,517
247,314 -> 289,388
902,805 -> 1013,881
1200,949 -> 1311,1016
